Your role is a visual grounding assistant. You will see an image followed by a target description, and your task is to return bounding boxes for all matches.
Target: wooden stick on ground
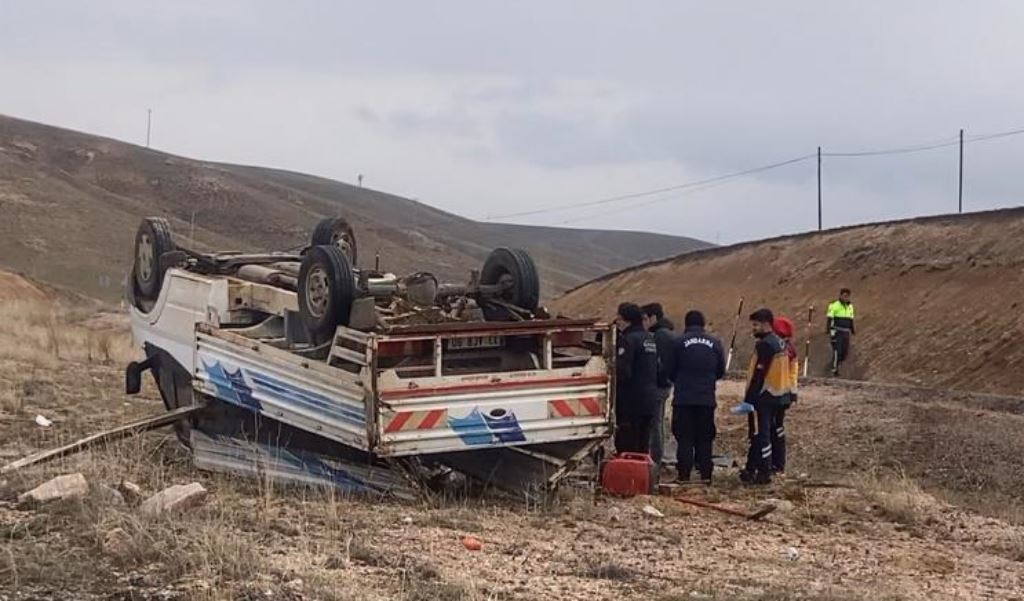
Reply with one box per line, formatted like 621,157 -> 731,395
1,405 -> 202,475
671,495 -> 777,521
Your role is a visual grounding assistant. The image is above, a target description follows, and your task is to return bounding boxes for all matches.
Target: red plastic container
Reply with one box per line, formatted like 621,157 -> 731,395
601,452 -> 656,497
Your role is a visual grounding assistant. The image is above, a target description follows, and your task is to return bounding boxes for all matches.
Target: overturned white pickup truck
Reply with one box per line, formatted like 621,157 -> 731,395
126,217 -> 615,500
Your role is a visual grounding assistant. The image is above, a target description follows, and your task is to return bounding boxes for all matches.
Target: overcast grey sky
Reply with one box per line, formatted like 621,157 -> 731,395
2,1 -> 1023,243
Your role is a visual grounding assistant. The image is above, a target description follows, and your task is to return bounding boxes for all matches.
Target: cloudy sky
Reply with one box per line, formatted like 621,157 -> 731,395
2,1 -> 1023,243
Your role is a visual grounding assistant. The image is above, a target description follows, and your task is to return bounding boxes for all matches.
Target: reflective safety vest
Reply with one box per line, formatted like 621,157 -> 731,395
747,333 -> 796,401
826,300 -> 855,332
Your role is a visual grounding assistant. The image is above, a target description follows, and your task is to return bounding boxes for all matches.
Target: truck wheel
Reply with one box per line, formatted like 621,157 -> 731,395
311,217 -> 358,266
133,217 -> 175,301
480,248 -> 540,313
298,245 -> 356,343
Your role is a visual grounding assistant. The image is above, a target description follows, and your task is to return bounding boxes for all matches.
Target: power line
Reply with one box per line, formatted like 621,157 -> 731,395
483,153 -> 817,222
286,123 -> 1024,240
822,136 -> 961,157
965,126 -> 1024,144
484,125 -> 1024,225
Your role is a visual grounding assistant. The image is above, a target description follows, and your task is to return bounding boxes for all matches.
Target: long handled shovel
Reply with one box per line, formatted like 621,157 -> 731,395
724,297 -> 745,371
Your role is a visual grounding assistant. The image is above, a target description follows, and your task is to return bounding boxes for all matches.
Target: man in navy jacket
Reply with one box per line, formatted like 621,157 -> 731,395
668,310 -> 726,482
614,302 -> 660,454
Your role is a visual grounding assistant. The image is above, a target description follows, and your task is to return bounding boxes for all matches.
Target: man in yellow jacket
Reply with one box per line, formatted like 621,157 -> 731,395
826,288 -> 855,376
738,308 -> 795,485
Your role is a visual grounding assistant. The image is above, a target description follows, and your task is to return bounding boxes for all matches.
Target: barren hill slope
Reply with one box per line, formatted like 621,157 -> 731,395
0,114 -> 707,301
556,208 -> 1024,395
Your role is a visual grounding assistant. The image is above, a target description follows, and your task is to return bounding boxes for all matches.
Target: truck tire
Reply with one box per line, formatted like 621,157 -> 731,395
298,245 -> 356,343
480,248 -> 540,313
311,217 -> 358,266
133,217 -> 176,301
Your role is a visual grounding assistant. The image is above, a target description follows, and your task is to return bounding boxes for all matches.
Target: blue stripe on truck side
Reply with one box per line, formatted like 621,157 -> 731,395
200,361 -> 366,426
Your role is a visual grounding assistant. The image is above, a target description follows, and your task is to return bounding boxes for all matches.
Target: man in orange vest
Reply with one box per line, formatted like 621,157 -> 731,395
738,308 -> 795,485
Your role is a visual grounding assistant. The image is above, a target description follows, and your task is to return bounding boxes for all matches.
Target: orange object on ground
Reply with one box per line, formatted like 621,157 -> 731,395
600,452 -> 656,497
461,536 -> 483,551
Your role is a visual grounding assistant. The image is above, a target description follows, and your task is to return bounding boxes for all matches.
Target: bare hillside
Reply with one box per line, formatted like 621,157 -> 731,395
556,208 -> 1024,395
0,114 -> 708,301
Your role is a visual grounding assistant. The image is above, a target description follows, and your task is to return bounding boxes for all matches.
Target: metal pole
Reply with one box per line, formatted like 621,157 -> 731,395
146,109 -> 152,148
958,128 -> 964,214
817,146 -> 822,231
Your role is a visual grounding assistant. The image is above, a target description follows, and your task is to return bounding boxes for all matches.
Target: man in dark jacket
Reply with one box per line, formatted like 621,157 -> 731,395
614,302 -> 660,454
641,303 -> 675,470
668,310 -> 726,482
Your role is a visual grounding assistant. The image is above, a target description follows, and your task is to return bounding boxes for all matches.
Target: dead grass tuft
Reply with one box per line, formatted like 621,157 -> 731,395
0,300 -> 136,368
575,559 -> 637,581
1002,532 -> 1024,563
404,581 -> 471,601
855,469 -> 932,526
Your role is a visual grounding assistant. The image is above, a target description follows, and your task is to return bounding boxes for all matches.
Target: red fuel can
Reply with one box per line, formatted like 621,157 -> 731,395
601,452 -> 656,497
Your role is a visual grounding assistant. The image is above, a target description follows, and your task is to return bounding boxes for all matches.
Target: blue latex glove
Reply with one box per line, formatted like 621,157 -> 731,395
730,402 -> 755,415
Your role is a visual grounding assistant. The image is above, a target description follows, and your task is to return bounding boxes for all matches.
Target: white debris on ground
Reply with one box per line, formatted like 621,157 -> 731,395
17,472 -> 88,505
139,482 -> 208,517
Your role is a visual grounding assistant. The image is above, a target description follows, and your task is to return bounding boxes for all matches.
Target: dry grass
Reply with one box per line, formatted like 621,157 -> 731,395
575,559 -> 637,582
0,300 -> 135,368
854,468 -> 932,526
1000,531 -> 1024,563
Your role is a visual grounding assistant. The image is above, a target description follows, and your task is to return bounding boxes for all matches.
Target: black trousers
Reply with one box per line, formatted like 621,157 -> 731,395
770,406 -> 787,473
745,401 -> 776,476
672,405 -> 716,480
615,415 -> 654,455
831,330 -> 851,372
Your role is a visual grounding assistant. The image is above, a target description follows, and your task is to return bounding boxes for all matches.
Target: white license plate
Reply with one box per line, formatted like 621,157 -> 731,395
446,335 -> 504,350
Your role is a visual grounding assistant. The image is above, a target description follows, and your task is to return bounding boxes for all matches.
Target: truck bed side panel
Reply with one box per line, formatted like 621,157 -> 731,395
375,358 -> 612,457
194,331 -> 371,451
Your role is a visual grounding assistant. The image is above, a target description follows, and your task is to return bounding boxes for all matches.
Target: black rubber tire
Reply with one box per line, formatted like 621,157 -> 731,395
298,245 -> 356,343
133,217 -> 175,300
311,217 -> 358,266
480,248 -> 540,312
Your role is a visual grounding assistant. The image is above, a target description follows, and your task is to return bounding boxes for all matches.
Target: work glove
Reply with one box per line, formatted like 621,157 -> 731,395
730,402 -> 755,415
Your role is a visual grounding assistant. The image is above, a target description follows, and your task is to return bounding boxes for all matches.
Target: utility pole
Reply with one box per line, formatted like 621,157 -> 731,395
146,109 -> 152,148
958,128 -> 964,214
817,146 -> 822,231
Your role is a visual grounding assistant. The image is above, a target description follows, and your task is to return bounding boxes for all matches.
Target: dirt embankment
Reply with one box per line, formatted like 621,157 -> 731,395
556,208 -> 1024,396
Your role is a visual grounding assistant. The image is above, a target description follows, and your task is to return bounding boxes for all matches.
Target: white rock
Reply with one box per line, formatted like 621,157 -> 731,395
34,414 -> 52,428
139,482 -> 208,517
765,498 -> 796,513
642,504 -> 665,518
401,516 -> 413,525
97,484 -> 126,506
18,473 -> 89,505
785,546 -> 800,561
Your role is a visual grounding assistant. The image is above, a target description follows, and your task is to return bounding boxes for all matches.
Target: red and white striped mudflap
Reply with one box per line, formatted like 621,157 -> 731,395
384,409 -> 448,433
547,396 -> 604,419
